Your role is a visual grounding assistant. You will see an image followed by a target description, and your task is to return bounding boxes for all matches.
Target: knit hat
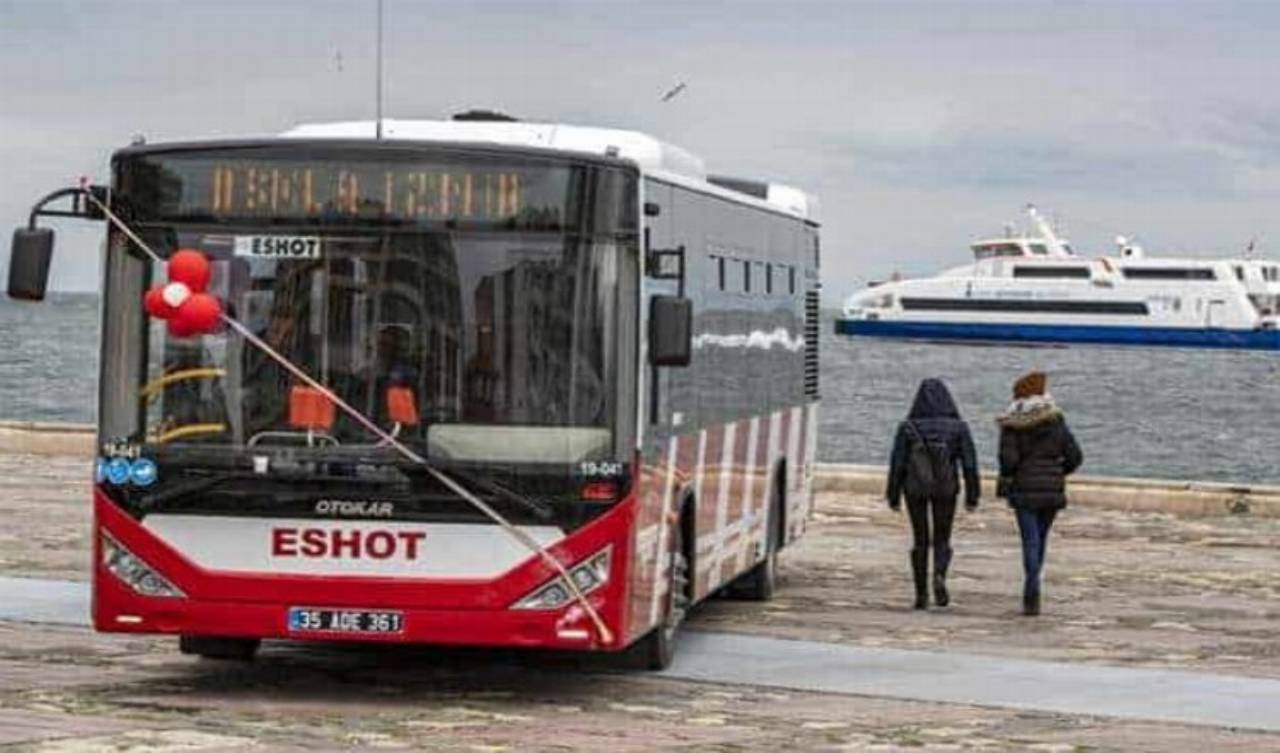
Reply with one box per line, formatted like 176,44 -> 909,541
1012,370 -> 1047,400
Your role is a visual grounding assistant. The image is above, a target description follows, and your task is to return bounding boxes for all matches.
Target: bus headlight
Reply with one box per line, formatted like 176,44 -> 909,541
512,547 -> 611,610
101,533 -> 185,598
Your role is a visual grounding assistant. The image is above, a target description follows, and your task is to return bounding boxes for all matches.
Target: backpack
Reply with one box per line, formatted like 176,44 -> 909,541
903,422 -> 957,499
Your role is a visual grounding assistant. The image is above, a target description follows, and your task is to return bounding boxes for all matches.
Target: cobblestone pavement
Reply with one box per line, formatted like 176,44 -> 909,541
1,453 -> 1279,750
699,486 -> 1280,679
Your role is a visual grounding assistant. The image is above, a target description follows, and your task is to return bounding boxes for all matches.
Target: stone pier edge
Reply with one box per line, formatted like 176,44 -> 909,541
4,420 -> 1277,518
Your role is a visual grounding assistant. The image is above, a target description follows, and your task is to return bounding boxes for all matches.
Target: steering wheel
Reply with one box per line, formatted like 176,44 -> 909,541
141,367 -> 230,444
140,367 -> 227,402
151,422 -> 228,445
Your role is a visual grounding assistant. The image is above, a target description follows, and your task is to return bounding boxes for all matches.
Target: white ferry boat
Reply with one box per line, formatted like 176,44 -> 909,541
837,206 -> 1280,349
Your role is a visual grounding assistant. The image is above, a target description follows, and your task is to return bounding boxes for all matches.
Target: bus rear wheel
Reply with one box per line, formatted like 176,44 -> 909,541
179,635 -> 260,661
628,514 -> 691,671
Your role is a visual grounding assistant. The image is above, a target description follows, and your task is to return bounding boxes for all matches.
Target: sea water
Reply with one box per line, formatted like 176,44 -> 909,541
3,296 -> 1277,485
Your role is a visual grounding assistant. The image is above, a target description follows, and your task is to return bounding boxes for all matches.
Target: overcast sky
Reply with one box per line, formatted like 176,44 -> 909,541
4,0 -> 1280,303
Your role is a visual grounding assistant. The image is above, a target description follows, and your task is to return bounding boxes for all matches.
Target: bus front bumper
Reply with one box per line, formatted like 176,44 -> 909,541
92,486 -> 637,652
94,575 -> 616,650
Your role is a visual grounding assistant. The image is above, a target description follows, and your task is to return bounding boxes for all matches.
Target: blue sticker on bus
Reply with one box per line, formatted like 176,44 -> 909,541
105,457 -> 132,485
130,458 -> 158,487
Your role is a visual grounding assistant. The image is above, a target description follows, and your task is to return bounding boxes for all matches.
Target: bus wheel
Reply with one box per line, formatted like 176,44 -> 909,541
728,477 -> 783,601
179,635 -> 260,661
629,514 -> 691,671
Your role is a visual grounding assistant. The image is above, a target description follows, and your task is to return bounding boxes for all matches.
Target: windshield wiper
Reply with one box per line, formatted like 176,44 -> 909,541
308,452 -> 557,522
136,469 -> 404,512
419,466 -> 555,522
136,472 -> 248,511
135,463 -> 554,522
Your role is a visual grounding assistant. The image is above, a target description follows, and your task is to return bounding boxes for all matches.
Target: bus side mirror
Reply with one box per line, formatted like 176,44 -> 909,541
649,295 -> 692,367
8,227 -> 55,301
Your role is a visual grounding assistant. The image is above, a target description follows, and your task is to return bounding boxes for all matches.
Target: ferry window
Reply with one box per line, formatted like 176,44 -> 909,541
901,297 -> 1149,315
766,263 -> 774,294
754,262 -> 766,294
1013,266 -> 1091,279
974,243 -> 1024,260
1235,266 -> 1245,281
789,266 -> 796,295
1029,244 -> 1050,255
1122,268 -> 1215,281
742,260 -> 751,293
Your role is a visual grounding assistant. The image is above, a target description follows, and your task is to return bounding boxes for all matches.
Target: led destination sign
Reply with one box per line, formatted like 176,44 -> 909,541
119,153 -> 576,228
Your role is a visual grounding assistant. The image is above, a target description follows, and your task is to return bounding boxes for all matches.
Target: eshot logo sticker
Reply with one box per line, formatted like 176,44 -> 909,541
97,457 -> 160,487
234,235 -> 321,259
105,458 -> 132,485
130,458 -> 158,487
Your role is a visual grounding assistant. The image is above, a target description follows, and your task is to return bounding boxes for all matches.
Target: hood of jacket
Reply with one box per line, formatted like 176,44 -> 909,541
996,393 -> 1063,430
908,378 -> 962,420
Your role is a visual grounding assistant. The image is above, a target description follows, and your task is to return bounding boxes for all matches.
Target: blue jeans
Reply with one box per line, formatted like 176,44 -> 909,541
1015,508 -> 1058,597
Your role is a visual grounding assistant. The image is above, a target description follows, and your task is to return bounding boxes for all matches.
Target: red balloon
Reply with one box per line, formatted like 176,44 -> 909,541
168,249 -> 211,292
166,317 -> 196,338
143,286 -> 177,319
176,293 -> 223,334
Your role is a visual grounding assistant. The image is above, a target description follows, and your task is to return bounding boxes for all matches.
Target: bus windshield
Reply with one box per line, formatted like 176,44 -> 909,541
99,147 -> 639,482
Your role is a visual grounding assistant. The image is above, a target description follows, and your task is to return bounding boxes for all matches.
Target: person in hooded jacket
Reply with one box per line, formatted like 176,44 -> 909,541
996,371 -> 1083,616
886,378 -> 981,610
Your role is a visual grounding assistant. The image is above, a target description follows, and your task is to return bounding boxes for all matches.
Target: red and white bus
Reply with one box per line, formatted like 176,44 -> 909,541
7,114 -> 820,669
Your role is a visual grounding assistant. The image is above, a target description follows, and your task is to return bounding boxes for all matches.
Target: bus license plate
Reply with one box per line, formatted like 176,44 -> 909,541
287,607 -> 403,635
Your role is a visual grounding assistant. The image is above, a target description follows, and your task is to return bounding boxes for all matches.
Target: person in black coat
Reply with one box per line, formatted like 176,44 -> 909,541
997,370 -> 1083,616
886,378 -> 981,610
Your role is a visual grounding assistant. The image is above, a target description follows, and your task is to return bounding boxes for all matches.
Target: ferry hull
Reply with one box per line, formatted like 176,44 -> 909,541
835,319 -> 1280,350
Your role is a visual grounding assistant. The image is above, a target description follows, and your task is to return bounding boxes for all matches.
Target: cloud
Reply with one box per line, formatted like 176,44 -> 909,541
5,0 -> 1280,301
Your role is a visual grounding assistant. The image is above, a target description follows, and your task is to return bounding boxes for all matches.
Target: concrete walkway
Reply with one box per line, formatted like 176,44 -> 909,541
4,575 -> 1280,733
671,631 -> 1280,733
0,576 -> 89,626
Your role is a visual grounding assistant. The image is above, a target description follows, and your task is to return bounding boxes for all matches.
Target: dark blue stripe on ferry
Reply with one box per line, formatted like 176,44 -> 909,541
834,319 -> 1280,350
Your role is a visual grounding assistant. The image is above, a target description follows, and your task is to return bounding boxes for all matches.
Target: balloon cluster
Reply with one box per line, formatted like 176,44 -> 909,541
142,249 -> 223,337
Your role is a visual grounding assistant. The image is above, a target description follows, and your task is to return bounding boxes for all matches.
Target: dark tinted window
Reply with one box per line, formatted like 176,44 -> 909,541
1122,267 -> 1215,280
901,297 -> 1148,315
1013,266 -> 1091,279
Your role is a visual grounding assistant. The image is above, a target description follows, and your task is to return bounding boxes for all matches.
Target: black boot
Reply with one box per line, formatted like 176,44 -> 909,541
911,549 -> 929,610
1023,588 -> 1041,616
933,546 -> 952,608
